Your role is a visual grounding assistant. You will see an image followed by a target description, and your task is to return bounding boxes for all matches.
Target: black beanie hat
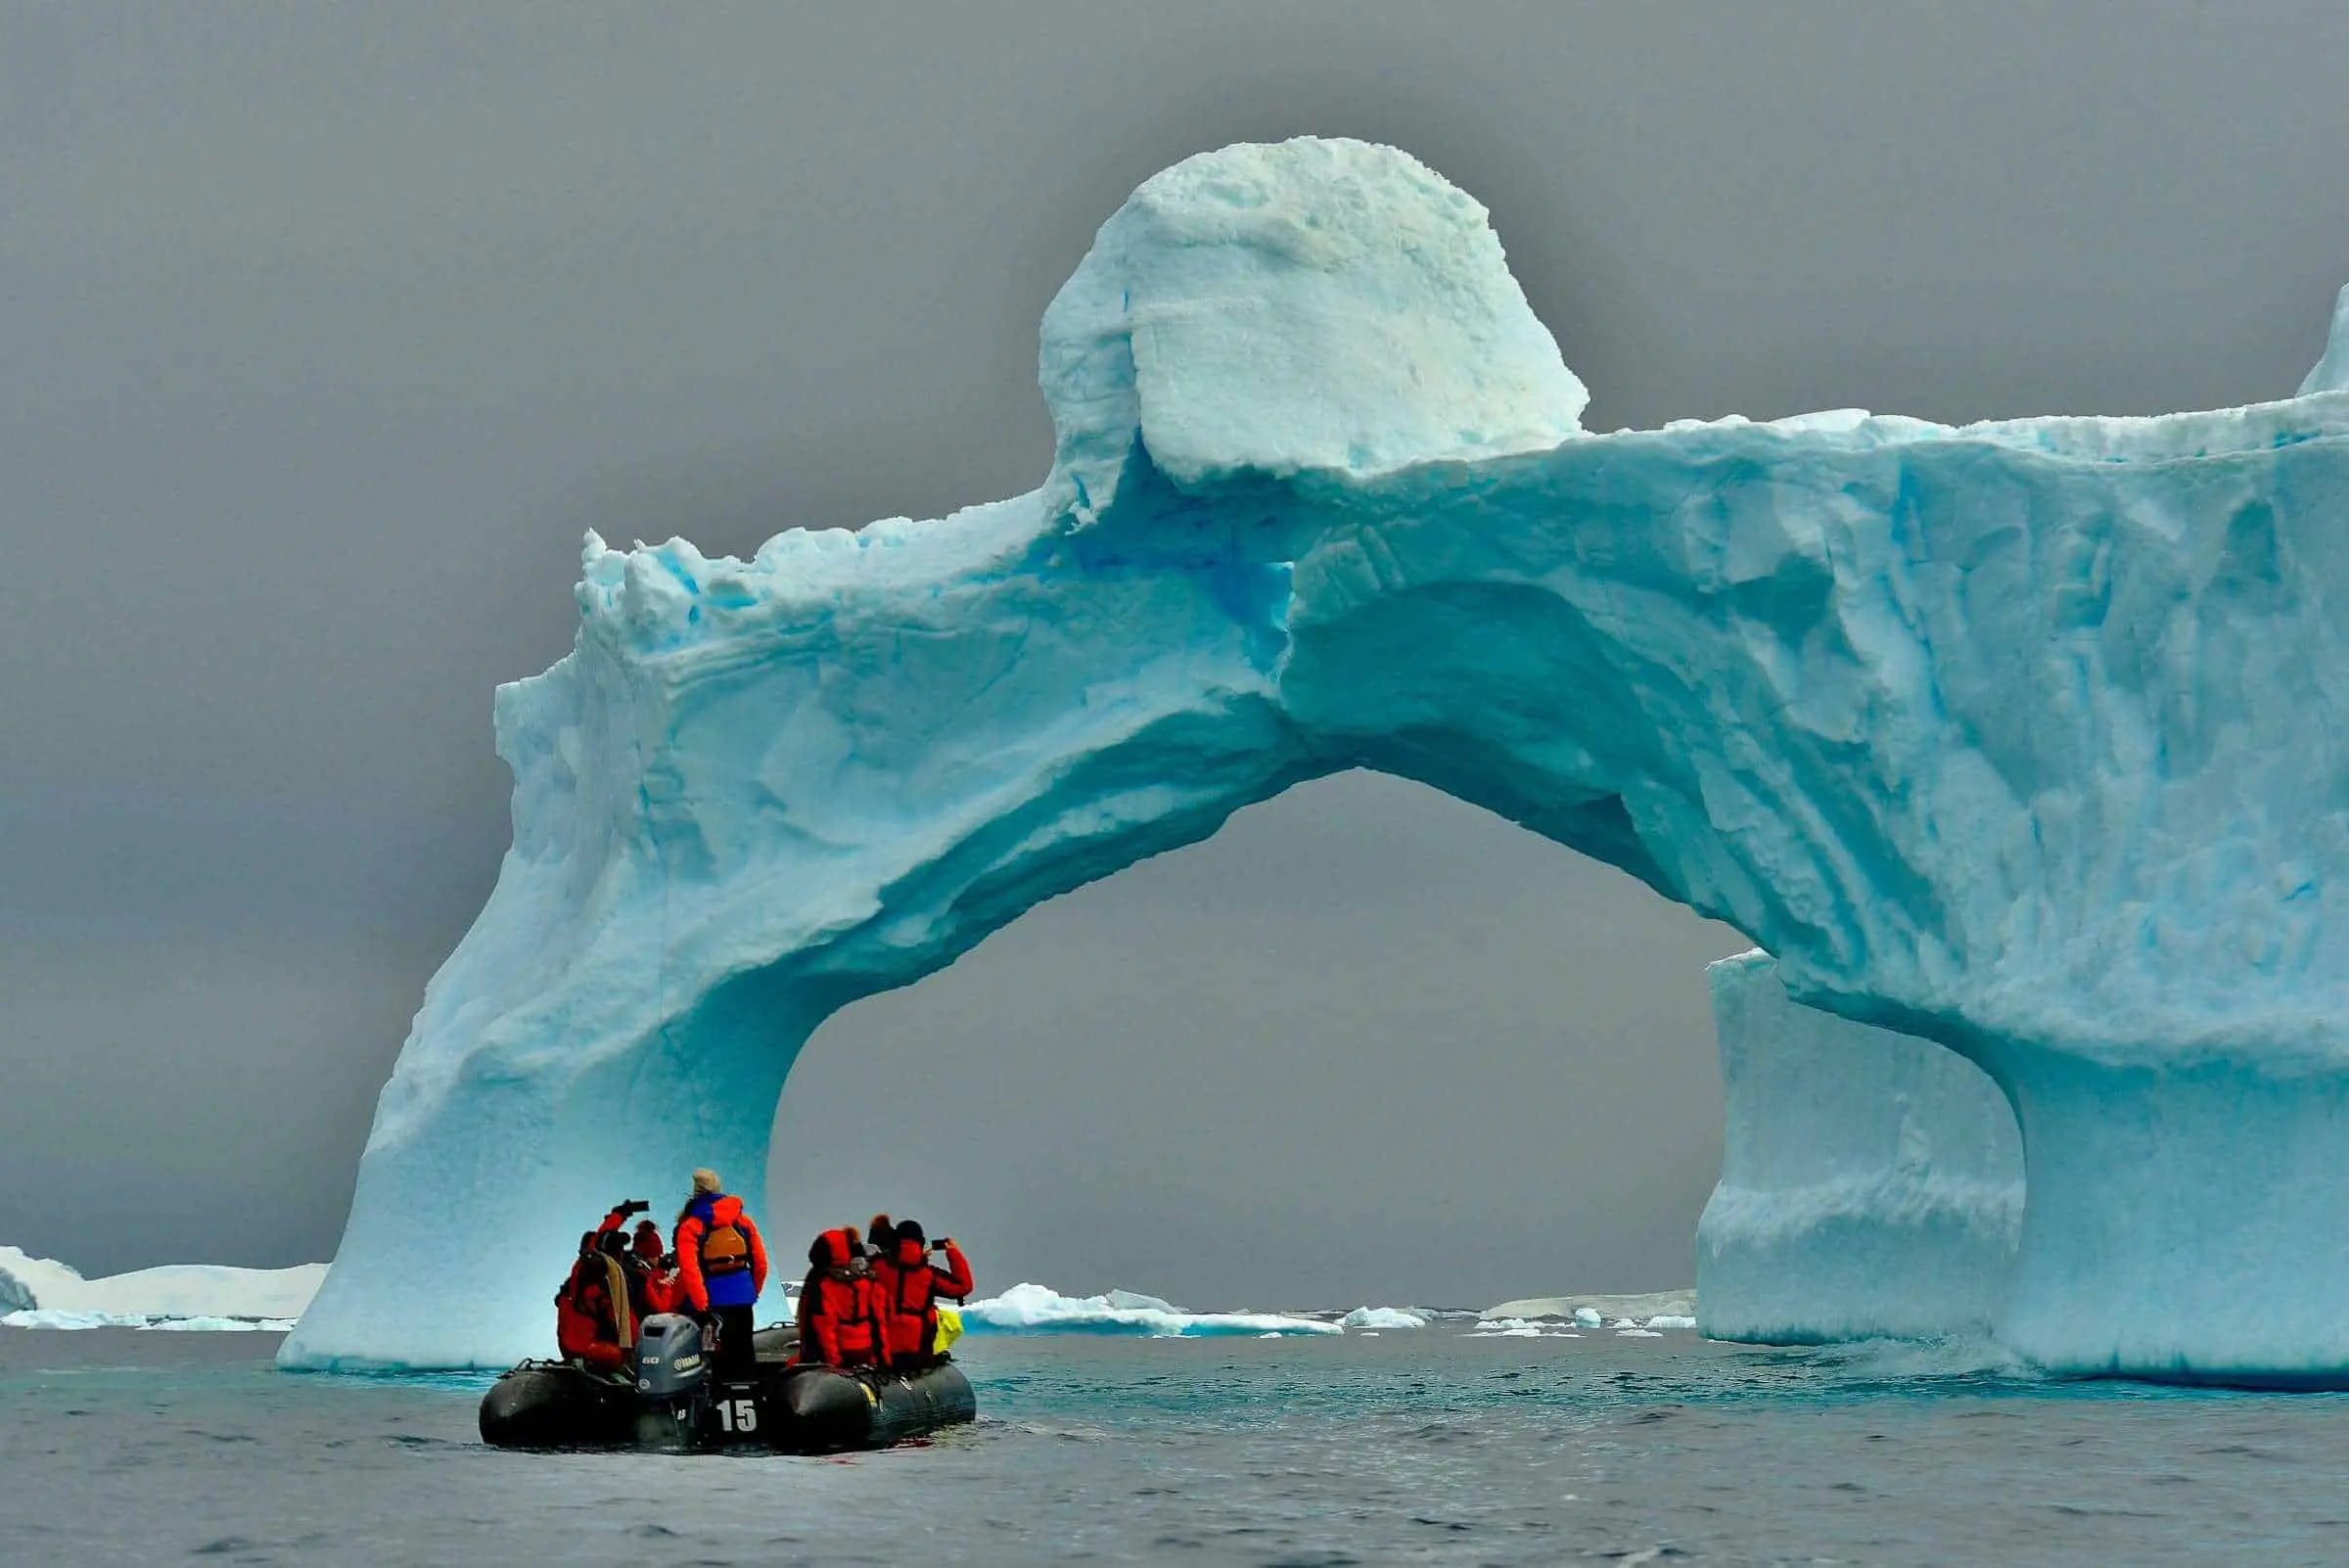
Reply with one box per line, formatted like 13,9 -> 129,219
895,1218 -> 926,1246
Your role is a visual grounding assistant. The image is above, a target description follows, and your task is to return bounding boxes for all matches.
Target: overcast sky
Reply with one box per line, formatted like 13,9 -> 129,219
6,3 -> 2348,1308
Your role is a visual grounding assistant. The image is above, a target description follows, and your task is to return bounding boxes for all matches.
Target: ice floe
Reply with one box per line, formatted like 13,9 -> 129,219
1339,1306 -> 1431,1329
961,1283 -> 1341,1337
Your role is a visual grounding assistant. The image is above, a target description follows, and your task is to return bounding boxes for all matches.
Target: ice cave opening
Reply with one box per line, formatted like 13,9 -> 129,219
766,769 -> 1744,1314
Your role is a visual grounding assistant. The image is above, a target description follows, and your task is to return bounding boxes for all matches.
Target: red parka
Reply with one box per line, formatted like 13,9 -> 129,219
631,1223 -> 683,1315
554,1246 -> 633,1371
796,1229 -> 887,1368
871,1236 -> 973,1362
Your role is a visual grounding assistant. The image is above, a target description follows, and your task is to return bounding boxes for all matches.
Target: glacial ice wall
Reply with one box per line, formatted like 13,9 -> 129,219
1697,951 -> 2022,1344
287,136 -> 2349,1380
0,1246 -> 327,1325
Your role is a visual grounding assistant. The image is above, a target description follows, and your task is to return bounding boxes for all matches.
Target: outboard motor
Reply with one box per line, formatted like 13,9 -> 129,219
631,1313 -> 709,1450
635,1313 -> 709,1399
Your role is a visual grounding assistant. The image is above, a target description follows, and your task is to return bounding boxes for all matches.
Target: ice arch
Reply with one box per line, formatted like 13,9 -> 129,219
287,137 -> 2349,1378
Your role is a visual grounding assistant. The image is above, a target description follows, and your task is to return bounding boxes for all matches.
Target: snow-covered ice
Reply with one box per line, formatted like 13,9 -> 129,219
1485,1292 -> 1695,1327
139,1315 -> 302,1333
1467,1317 -> 1581,1339
1,1310 -> 302,1331
282,135 -> 2349,1383
961,1283 -> 1340,1337
1697,951 -> 2023,1344
4,1311 -> 129,1330
1340,1307 -> 1430,1329
0,1246 -> 326,1329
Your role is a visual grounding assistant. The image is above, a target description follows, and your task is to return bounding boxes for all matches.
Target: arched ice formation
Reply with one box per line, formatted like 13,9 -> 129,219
285,138 -> 2349,1379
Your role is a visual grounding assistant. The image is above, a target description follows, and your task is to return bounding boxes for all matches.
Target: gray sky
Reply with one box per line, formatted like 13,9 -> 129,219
6,3 -> 2347,1307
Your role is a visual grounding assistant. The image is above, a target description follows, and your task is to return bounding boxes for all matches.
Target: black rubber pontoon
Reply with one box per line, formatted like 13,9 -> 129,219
774,1360 -> 979,1453
478,1317 -> 976,1453
478,1360 -> 639,1449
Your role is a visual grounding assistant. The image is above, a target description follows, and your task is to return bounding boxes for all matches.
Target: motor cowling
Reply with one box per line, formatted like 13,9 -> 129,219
634,1313 -> 709,1399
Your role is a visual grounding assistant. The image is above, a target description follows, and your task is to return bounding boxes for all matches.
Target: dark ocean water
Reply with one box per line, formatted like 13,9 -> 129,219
3,1326 -> 2345,1565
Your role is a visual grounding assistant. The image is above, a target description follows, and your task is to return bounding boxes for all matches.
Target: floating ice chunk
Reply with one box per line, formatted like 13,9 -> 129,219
959,1283 -> 1339,1338
1468,1317 -> 1545,1338
1340,1306 -> 1430,1329
4,1310 -> 125,1329
1616,1327 -> 1663,1338
1486,1293 -> 1693,1326
1644,1315 -> 1698,1330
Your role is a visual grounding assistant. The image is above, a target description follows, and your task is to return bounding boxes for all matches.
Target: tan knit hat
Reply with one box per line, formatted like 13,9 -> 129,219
692,1168 -> 722,1195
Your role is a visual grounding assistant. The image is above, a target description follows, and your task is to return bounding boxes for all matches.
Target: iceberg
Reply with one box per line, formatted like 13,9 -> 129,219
1339,1306 -> 1430,1329
0,1246 -> 326,1327
286,135 -> 2349,1383
961,1283 -> 1339,1337
1697,951 -> 2023,1344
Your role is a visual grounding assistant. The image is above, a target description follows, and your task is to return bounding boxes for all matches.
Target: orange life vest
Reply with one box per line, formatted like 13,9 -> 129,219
701,1218 -> 752,1277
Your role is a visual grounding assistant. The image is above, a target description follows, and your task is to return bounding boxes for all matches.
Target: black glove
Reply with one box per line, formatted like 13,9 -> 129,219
613,1199 -> 651,1218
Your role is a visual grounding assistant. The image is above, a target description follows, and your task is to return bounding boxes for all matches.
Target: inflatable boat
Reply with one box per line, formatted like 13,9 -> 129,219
479,1314 -> 977,1453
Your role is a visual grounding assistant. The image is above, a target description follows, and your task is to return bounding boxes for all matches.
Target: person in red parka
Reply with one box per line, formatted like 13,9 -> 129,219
631,1220 -> 682,1315
870,1219 -> 973,1369
794,1227 -> 887,1369
554,1227 -> 636,1374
